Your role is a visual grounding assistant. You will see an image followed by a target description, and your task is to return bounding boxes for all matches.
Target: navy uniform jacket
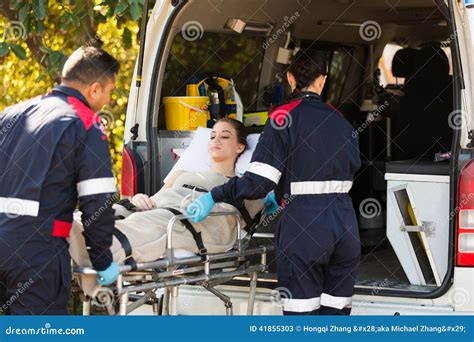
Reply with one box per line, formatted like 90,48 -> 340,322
211,92 -> 361,209
0,86 -> 116,270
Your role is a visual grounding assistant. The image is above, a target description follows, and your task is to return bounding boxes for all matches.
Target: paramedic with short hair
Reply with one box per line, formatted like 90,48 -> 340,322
0,47 -> 120,314
187,50 -> 361,315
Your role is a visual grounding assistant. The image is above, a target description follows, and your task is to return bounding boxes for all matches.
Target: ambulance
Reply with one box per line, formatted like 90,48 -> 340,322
121,0 -> 474,315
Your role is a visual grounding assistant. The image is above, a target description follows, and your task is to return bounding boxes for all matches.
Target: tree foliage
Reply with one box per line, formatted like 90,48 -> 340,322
0,0 -> 144,182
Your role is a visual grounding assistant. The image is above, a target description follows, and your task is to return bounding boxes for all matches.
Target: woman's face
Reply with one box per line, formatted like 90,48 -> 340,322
209,121 -> 245,163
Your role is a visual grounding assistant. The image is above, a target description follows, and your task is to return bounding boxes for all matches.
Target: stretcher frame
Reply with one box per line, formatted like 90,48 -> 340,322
72,210 -> 273,316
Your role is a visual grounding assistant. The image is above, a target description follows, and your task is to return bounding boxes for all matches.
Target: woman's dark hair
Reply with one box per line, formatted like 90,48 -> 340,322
216,117 -> 248,155
287,49 -> 328,95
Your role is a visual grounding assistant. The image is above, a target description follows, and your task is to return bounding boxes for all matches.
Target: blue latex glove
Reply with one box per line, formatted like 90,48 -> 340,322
97,262 -> 120,286
264,191 -> 280,215
186,192 -> 216,223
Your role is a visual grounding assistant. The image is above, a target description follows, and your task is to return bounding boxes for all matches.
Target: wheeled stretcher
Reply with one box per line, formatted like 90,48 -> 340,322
72,127 -> 274,315
72,209 -> 273,316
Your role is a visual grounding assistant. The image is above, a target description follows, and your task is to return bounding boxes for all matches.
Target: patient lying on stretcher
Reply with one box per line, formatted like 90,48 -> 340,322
68,118 -> 263,267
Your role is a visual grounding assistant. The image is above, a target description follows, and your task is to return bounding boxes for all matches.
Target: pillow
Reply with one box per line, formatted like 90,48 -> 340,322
163,126 -> 260,183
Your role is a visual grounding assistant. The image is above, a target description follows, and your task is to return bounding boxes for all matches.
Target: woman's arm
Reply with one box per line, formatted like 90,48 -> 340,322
131,170 -> 185,210
158,170 -> 185,192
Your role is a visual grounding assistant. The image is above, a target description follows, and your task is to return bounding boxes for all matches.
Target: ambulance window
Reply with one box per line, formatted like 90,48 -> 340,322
161,32 -> 265,114
325,49 -> 353,105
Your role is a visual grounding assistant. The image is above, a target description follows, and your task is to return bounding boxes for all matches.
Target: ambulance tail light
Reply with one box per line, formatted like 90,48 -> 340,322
457,160 -> 474,266
121,145 -> 137,197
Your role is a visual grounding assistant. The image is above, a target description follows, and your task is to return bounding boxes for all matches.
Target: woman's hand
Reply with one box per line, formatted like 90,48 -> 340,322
131,193 -> 157,210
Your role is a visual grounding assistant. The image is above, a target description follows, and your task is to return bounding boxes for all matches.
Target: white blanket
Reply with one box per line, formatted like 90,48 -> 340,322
69,171 -> 263,297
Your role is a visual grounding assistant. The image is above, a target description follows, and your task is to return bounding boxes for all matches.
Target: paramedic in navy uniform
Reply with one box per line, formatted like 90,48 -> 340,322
0,47 -> 121,314
187,50 -> 361,315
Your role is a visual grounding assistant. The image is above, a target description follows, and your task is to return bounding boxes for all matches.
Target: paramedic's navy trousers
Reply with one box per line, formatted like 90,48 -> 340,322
0,233 -> 71,315
275,194 -> 360,315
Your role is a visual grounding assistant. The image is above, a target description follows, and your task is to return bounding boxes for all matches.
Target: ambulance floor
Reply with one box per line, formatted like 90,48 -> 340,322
358,241 -> 409,283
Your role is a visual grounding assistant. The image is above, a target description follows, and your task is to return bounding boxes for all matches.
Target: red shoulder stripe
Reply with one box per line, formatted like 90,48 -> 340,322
67,96 -> 101,130
326,103 -> 344,117
269,99 -> 302,127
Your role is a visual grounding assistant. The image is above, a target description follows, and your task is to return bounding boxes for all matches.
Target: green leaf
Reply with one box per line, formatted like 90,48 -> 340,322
114,1 -> 129,16
49,51 -> 60,66
130,3 -> 142,21
0,43 -> 9,57
123,27 -> 132,49
36,20 -> 45,34
24,16 -> 32,34
40,46 -> 51,54
9,44 -> 27,60
34,0 -> 47,20
129,3 -> 141,21
60,14 -> 69,31
36,74 -> 46,82
10,0 -> 23,10
18,4 -> 30,23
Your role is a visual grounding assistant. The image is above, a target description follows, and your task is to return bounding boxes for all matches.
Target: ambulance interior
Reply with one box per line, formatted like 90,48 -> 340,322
151,0 -> 456,296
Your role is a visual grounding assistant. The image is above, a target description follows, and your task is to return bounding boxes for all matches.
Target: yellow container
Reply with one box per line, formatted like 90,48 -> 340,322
186,84 -> 200,97
163,96 -> 209,130
243,112 -> 268,127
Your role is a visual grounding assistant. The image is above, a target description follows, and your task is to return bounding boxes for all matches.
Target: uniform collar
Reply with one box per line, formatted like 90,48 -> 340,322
52,85 -> 92,109
292,91 -> 322,101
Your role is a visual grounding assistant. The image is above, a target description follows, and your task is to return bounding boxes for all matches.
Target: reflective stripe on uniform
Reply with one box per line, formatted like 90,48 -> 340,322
0,197 -> 40,217
281,296 -> 321,312
77,177 -> 116,197
320,293 -> 352,309
290,180 -> 353,195
248,162 -> 282,184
